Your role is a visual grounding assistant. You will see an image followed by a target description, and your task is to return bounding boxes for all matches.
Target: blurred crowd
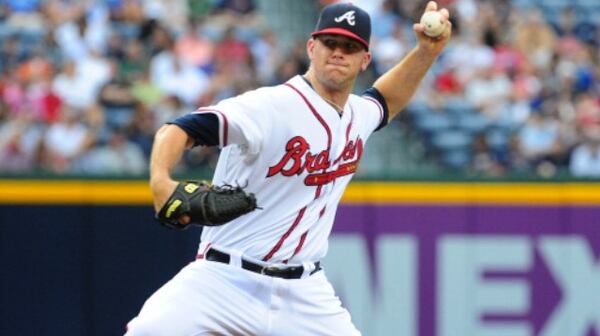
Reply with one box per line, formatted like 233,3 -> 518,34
0,0 -> 304,175
391,0 -> 600,178
1,0 -> 600,178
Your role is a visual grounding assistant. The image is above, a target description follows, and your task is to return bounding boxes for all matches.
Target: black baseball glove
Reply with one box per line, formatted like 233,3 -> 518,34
156,181 -> 258,229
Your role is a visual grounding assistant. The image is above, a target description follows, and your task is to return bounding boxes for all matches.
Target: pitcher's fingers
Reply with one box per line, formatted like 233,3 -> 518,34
440,8 -> 450,20
413,23 -> 424,33
179,215 -> 191,225
441,20 -> 453,38
426,1 -> 438,12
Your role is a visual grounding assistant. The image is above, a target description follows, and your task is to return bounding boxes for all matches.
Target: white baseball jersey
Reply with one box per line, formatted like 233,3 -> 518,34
128,74 -> 387,336
192,75 -> 387,264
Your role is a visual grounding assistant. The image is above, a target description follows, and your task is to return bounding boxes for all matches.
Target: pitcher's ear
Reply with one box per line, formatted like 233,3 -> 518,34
307,38 -> 316,56
361,52 -> 372,71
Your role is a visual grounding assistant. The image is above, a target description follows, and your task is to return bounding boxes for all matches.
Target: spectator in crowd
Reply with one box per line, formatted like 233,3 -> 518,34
142,0 -> 189,35
129,65 -> 163,108
575,93 -> 600,131
214,25 -> 253,70
41,105 -> 96,173
250,28 -> 281,84
78,47 -> 113,96
0,36 -> 22,73
517,110 -> 565,171
52,60 -> 97,110
174,20 -> 215,70
123,103 -> 155,158
53,6 -> 110,61
551,7 -> 598,46
442,30 -> 494,84
0,108 -> 44,172
82,128 -> 147,175
372,20 -> 408,75
570,127 -> 600,177
513,8 -> 557,71
464,65 -> 512,124
98,59 -> 138,130
496,61 -> 539,131
370,0 -> 402,40
470,132 -> 506,176
150,35 -> 209,106
118,39 -> 146,82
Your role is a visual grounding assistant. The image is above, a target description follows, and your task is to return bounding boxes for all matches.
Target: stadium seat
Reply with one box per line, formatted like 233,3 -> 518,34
486,128 -> 509,147
455,112 -> 489,134
431,129 -> 473,152
414,113 -> 454,135
443,98 -> 478,116
406,101 -> 435,118
440,149 -> 472,169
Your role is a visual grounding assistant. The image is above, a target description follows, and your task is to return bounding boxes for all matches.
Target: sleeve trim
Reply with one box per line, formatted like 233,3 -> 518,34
195,108 -> 229,147
362,87 -> 389,131
364,96 -> 384,125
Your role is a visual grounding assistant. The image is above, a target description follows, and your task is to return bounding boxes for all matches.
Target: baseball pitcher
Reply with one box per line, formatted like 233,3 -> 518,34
126,1 -> 451,335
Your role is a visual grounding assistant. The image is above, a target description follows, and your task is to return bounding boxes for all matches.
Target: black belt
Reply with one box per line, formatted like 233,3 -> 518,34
205,248 -> 321,279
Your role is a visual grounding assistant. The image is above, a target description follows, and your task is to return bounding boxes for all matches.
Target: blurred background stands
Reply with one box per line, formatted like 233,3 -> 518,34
1,0 -> 600,179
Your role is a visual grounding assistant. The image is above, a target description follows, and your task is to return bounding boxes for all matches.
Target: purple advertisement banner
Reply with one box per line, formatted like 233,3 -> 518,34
325,204 -> 600,336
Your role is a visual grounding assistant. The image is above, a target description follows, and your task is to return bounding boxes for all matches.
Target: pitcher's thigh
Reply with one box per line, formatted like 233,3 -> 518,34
274,272 -> 361,336
125,262 -> 264,336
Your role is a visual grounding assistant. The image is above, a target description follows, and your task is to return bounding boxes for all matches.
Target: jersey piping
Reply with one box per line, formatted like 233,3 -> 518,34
262,83 -> 333,262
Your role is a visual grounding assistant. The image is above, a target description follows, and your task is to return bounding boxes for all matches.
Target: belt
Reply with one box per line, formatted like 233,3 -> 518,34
204,248 -> 321,279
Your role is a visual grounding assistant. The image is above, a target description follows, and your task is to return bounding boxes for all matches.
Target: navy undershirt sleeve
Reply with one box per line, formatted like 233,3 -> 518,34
168,113 -> 220,147
362,87 -> 389,131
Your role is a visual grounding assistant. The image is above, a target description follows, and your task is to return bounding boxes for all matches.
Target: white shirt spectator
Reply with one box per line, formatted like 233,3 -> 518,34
443,34 -> 495,83
143,0 -> 188,35
518,114 -> 561,159
77,51 -> 112,96
150,51 -> 209,105
570,142 -> 600,177
55,21 -> 88,60
85,4 -> 110,53
54,5 -> 109,60
465,67 -> 512,120
454,0 -> 478,24
52,62 -> 98,109
372,23 -> 407,75
44,117 -> 89,159
52,55 -> 110,110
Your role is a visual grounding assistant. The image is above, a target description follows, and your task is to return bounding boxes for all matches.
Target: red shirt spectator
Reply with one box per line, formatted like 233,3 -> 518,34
214,27 -> 252,68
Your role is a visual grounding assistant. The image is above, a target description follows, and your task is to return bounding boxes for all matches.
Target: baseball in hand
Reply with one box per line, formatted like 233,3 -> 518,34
420,11 -> 445,37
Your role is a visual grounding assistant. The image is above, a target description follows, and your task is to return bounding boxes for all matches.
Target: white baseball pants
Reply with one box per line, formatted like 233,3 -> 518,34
125,258 -> 360,336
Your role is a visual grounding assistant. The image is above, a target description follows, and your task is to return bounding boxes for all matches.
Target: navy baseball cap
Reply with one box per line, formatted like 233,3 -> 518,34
312,2 -> 371,50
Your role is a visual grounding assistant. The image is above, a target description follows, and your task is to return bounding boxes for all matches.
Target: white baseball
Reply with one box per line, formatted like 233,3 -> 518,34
420,11 -> 445,37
